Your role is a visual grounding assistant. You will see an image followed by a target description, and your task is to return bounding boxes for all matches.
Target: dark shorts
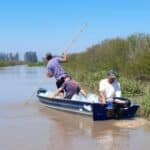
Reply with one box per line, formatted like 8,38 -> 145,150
56,77 -> 65,88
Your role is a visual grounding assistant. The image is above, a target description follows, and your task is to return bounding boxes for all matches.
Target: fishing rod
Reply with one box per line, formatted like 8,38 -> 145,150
25,76 -> 47,104
53,23 -> 88,57
64,23 -> 87,53
25,23 -> 88,104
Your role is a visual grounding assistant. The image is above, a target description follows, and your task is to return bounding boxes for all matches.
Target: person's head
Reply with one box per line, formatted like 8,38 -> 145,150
107,69 -> 117,83
45,53 -> 53,61
64,75 -> 71,81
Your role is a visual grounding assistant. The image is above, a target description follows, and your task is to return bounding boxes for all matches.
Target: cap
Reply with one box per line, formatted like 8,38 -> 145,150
107,69 -> 117,78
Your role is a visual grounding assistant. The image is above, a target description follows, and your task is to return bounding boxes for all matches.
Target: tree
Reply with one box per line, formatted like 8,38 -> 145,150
0,52 -> 20,61
24,51 -> 38,63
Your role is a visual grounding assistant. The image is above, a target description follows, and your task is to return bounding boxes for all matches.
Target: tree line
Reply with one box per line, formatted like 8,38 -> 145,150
0,52 -> 19,61
24,51 -> 38,63
0,51 -> 38,63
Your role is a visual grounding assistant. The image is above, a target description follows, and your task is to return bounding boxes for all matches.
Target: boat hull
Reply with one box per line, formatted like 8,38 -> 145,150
37,89 -> 140,121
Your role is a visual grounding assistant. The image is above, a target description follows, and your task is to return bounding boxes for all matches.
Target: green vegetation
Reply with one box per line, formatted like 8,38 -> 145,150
26,61 -> 44,67
0,51 -> 44,67
0,52 -> 21,67
63,33 -> 150,118
24,51 -> 38,63
0,61 -> 23,67
65,33 -> 150,80
24,51 -> 45,67
1,33 -> 150,118
0,52 -> 19,61
139,86 -> 150,118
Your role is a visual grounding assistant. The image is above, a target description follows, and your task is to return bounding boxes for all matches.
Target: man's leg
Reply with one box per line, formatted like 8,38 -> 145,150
56,77 -> 65,97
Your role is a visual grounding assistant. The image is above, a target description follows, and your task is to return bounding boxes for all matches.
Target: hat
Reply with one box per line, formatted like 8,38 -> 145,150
107,69 -> 117,78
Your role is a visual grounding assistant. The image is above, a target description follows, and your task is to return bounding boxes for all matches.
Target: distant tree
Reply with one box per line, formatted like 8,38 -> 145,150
24,51 -> 38,63
0,52 -> 20,61
14,53 -> 19,61
9,53 -> 13,61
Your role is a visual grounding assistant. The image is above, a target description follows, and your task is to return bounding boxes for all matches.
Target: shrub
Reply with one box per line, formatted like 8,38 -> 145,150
119,76 -> 143,97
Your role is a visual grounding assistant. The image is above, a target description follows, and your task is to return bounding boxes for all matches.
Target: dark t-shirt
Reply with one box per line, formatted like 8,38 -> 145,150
61,80 -> 81,99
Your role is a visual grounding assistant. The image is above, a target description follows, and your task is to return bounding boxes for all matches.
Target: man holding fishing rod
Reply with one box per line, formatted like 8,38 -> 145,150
25,23 -> 87,104
46,52 -> 69,91
46,52 -> 87,99
46,23 -> 87,89
25,52 -> 68,104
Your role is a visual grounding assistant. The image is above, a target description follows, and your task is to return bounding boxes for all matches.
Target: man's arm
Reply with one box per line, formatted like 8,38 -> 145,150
80,89 -> 87,97
99,91 -> 106,104
99,80 -> 106,104
50,88 -> 63,98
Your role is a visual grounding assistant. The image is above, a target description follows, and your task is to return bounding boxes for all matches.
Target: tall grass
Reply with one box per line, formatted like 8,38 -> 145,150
63,33 -> 150,118
139,85 -> 150,118
66,33 -> 150,80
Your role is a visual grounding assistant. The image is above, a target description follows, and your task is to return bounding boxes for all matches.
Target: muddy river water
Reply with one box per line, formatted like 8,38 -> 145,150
0,65 -> 150,150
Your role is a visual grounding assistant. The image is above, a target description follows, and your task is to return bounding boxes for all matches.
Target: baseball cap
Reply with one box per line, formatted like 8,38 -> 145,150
107,69 -> 117,78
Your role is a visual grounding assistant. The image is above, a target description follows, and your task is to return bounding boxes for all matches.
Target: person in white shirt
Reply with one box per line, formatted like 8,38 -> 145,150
99,69 -> 128,105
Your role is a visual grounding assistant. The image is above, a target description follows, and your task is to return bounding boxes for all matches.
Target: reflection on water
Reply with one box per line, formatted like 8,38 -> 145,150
0,66 -> 150,150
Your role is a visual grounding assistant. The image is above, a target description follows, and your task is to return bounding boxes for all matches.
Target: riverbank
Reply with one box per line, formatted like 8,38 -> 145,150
63,67 -> 150,119
26,62 -> 44,67
62,33 -> 150,119
0,61 -> 23,67
0,61 -> 44,67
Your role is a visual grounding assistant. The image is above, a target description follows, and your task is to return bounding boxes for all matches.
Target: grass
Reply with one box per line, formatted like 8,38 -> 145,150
64,66 -> 150,118
62,33 -> 150,118
138,85 -> 150,119
26,62 -> 44,67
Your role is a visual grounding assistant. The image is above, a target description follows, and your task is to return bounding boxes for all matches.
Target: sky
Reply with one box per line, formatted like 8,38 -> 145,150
0,0 -> 150,59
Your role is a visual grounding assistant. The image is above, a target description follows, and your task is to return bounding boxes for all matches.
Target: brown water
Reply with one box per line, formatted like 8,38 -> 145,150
0,65 -> 150,150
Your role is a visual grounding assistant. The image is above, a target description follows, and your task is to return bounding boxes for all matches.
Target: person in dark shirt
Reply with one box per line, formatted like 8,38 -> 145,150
50,75 -> 87,99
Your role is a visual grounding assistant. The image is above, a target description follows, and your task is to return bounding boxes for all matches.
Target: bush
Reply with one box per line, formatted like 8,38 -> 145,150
119,76 -> 143,97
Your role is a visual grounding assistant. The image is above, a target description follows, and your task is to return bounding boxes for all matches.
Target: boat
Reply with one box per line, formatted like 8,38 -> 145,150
37,88 -> 140,121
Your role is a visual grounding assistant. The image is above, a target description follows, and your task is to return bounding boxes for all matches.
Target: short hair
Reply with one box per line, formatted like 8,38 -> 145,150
65,74 -> 71,79
46,53 -> 52,60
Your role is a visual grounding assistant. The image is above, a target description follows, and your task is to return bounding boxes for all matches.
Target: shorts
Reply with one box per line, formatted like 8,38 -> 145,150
56,77 -> 65,88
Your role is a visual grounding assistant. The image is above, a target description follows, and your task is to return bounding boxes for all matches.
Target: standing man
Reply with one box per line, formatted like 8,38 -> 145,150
46,52 -> 68,89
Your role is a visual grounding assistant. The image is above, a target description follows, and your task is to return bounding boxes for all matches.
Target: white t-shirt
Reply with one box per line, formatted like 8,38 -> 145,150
99,79 -> 121,101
